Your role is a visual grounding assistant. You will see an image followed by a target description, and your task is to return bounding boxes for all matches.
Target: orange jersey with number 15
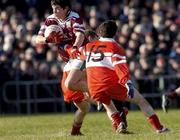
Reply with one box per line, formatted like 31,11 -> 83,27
85,37 -> 131,94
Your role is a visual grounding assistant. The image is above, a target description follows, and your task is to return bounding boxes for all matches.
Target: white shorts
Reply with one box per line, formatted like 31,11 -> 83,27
63,59 -> 84,72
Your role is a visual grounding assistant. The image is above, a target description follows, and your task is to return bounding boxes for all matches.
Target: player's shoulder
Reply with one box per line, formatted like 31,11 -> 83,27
66,11 -> 84,25
45,14 -> 59,25
68,11 -> 80,19
86,40 -> 98,47
98,37 -> 125,52
98,38 -> 118,46
99,37 -> 116,42
46,14 -> 57,20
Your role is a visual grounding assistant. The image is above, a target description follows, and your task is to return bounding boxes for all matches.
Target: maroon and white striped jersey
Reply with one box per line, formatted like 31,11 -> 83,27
38,10 -> 85,46
38,11 -> 86,62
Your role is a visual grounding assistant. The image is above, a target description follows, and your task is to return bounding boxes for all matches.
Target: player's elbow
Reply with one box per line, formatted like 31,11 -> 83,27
78,101 -> 90,114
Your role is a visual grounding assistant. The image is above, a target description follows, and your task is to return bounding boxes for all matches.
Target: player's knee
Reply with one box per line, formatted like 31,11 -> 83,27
80,102 -> 90,114
84,102 -> 91,113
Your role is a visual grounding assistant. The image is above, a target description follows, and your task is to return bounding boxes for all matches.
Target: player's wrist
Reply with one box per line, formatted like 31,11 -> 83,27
125,80 -> 134,98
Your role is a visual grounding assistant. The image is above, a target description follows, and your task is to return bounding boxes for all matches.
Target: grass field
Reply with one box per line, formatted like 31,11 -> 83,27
0,110 -> 180,140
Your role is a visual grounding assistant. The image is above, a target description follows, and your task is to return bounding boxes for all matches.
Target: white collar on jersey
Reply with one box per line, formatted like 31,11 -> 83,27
99,37 -> 116,42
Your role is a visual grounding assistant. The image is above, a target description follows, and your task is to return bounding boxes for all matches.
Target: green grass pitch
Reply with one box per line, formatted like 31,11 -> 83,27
0,110 -> 180,140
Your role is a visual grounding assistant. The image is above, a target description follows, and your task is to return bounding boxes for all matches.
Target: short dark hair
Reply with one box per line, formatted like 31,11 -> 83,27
97,20 -> 118,38
85,30 -> 99,38
51,0 -> 71,9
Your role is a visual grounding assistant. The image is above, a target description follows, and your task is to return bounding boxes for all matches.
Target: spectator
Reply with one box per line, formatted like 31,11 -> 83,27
46,49 -> 57,66
0,51 -> 12,86
37,62 -> 49,80
153,55 -> 167,76
18,59 -> 35,81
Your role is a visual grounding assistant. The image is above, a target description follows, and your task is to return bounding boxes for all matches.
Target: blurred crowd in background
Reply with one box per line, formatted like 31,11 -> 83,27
0,0 -> 180,90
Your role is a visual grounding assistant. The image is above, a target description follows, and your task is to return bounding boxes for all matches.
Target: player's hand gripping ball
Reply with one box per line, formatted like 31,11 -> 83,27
45,25 -> 64,43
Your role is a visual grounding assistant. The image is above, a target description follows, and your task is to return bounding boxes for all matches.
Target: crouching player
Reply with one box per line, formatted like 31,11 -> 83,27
83,20 -> 169,133
85,30 -> 128,126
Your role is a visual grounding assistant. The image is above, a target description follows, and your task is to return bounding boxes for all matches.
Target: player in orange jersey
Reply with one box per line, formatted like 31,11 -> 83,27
83,20 -> 169,133
85,29 -> 128,126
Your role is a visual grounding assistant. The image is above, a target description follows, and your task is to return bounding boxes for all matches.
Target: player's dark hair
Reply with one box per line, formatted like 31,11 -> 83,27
85,30 -> 99,39
97,20 -> 118,38
51,0 -> 71,9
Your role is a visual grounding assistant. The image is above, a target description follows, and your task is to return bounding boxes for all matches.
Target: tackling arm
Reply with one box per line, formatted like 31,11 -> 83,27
114,62 -> 130,85
112,51 -> 130,86
112,49 -> 134,98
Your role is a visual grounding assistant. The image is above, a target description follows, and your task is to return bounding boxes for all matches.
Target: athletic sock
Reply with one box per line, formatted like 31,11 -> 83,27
71,121 -> 82,135
147,114 -> 163,130
111,112 -> 123,130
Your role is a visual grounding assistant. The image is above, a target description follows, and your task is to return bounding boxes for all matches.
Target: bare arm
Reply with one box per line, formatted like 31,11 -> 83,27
73,32 -> 85,47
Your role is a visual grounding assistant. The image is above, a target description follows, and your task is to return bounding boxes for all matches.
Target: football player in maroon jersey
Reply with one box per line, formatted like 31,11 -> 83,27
36,0 -> 90,135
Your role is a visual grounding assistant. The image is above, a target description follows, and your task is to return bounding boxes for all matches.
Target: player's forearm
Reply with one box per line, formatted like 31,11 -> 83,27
73,32 -> 85,47
114,64 -> 131,86
36,35 -> 46,44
